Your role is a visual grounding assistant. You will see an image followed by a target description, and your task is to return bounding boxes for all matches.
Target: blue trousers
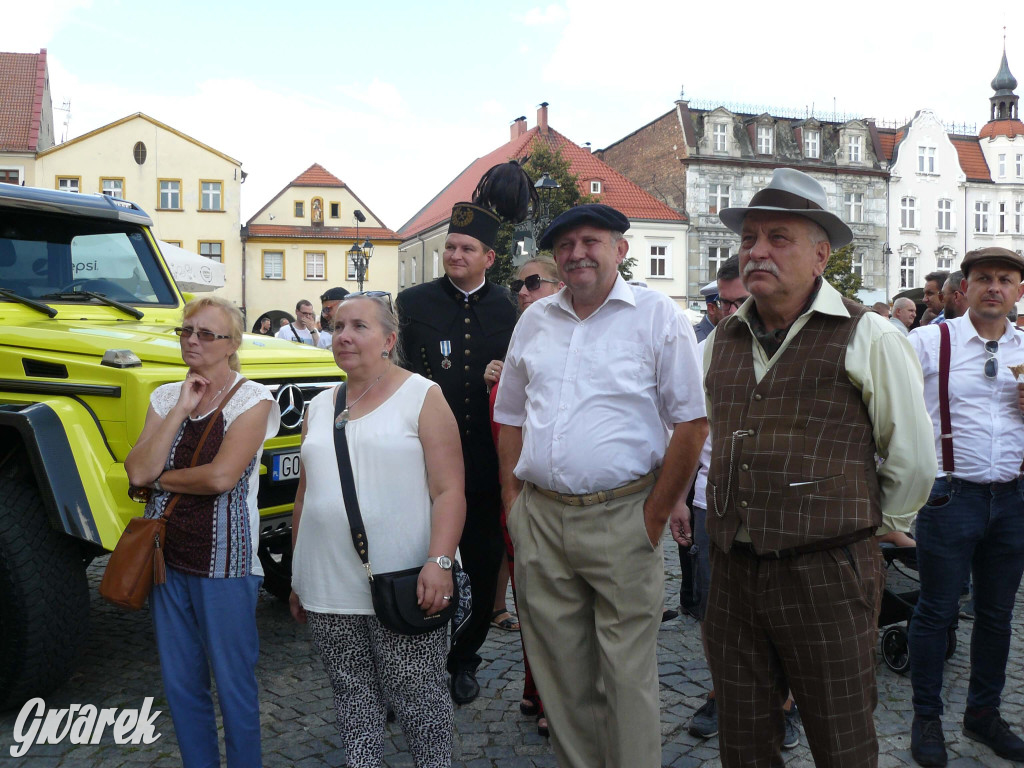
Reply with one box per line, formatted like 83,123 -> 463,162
151,567 -> 263,768
909,477 -> 1024,718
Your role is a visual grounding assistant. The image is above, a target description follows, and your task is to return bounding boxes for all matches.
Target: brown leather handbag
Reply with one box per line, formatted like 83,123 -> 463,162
100,379 -> 246,610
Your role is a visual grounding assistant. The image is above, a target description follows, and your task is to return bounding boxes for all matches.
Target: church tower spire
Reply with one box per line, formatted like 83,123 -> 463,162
990,35 -> 1019,121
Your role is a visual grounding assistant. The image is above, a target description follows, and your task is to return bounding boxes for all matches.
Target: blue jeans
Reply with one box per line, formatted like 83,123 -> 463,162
151,568 -> 264,768
909,477 -> 1024,717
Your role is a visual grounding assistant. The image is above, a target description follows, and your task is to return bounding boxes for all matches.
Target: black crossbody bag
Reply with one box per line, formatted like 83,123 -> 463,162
332,383 -> 463,635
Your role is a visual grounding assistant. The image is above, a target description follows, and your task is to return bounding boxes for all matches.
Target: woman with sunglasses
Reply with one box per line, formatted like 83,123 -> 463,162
289,291 -> 466,768
483,257 -> 562,737
125,296 -> 280,768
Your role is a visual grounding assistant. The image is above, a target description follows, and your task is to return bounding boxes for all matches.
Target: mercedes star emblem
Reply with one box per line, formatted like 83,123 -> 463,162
276,384 -> 306,430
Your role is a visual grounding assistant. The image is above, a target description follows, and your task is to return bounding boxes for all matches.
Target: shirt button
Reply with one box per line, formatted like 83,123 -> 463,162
753,394 -> 763,401
739,501 -> 748,508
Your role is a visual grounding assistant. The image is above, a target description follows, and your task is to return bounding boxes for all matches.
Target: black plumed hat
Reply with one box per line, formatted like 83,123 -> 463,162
449,161 -> 538,249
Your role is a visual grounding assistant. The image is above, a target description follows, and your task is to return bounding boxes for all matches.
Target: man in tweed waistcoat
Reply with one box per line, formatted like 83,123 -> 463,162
694,168 -> 936,767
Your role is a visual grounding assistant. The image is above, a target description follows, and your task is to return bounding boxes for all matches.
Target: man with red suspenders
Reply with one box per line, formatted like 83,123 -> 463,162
907,246 -> 1024,766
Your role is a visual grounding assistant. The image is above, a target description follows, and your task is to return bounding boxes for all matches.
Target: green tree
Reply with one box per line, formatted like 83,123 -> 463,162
489,142 -> 608,287
824,243 -> 863,300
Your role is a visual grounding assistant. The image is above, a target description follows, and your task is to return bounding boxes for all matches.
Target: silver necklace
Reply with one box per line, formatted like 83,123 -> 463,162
335,373 -> 386,428
191,375 -> 232,419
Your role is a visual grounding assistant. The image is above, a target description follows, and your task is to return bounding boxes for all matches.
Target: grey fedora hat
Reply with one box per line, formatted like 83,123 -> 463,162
718,168 -> 853,248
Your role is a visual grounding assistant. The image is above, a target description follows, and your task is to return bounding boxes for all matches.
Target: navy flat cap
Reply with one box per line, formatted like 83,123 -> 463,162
538,204 -> 630,250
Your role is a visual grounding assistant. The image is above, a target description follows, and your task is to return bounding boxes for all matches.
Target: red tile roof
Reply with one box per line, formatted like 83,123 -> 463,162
399,124 -> 685,238
290,163 -> 346,187
877,128 -> 902,164
244,225 -> 399,241
950,137 -> 991,182
0,49 -> 47,152
979,119 -> 1024,140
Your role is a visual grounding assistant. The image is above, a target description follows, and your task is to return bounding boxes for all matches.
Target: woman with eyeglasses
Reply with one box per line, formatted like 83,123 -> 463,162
483,257 -> 563,737
124,296 -> 280,768
289,291 -> 466,768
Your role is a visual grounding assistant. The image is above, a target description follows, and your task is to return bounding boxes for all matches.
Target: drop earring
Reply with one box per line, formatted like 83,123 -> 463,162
381,349 -> 390,358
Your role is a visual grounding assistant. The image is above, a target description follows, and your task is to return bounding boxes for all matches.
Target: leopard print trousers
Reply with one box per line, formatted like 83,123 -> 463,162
306,611 -> 453,767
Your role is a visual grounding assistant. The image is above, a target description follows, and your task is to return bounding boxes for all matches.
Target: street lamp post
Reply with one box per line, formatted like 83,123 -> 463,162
511,172 -> 561,267
348,212 -> 375,291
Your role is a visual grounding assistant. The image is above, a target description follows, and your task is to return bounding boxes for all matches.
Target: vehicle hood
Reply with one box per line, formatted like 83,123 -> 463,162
1,317 -> 335,365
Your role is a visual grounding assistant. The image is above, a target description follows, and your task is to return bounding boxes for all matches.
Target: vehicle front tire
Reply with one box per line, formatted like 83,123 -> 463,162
0,478 -> 90,711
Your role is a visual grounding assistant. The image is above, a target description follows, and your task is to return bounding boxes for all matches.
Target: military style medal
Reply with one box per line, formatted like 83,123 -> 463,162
440,340 -> 452,369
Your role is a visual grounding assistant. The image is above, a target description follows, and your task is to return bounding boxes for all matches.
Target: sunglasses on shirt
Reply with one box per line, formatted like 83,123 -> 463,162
510,275 -> 559,293
984,340 -> 999,379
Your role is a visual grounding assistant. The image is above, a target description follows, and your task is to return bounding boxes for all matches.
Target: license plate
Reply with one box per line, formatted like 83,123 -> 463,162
271,451 -> 302,482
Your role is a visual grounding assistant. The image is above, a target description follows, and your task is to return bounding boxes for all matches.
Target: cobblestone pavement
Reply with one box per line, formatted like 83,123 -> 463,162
2,533 -> 1022,766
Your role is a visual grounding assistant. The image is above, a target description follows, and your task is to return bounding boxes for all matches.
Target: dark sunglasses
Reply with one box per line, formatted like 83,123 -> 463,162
715,296 -> 748,312
510,275 -> 559,293
174,326 -> 231,342
984,340 -> 999,379
342,290 -> 394,313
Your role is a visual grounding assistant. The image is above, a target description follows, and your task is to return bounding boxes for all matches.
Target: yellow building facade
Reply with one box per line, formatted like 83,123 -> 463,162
241,164 -> 400,325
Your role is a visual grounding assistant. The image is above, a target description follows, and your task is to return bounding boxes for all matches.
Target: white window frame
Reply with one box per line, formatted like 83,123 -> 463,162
900,197 -> 917,230
57,177 -> 79,193
713,123 -> 728,152
590,180 -> 602,194
411,255 -> 417,285
159,180 -> 180,210
999,154 -> 1007,178
848,135 -> 863,163
0,167 -> 21,185
304,251 -> 325,280
708,246 -> 729,280
975,201 -> 991,233
432,249 -> 439,278
1016,200 -> 1023,234
937,199 -> 953,231
936,248 -> 954,271
804,129 -> 820,159
1017,154 -> 1023,179
852,250 -> 864,279
400,261 -> 406,288
200,181 -> 222,211
756,125 -> 773,155
648,243 -> 670,278
900,255 -> 917,289
999,202 -> 1008,233
918,146 -> 936,174
101,178 -> 124,198
844,192 -> 863,223
708,183 -> 730,215
263,251 -> 284,280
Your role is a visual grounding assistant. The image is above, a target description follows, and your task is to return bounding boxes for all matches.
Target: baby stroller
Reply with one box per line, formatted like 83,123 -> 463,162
878,546 -> 958,674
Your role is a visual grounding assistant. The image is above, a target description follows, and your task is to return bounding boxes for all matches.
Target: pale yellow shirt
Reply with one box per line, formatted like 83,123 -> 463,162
703,280 -> 936,536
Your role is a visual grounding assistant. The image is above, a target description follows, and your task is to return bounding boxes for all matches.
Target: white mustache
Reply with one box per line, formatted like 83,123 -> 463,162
744,261 -> 780,277
565,260 -> 599,271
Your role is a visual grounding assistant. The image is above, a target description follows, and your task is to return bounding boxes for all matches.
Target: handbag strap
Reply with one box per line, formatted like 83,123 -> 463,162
938,322 -> 954,480
332,383 -> 374,580
162,377 -> 248,520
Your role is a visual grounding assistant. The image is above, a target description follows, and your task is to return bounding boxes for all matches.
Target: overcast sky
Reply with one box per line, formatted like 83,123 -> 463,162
4,0 -> 1022,229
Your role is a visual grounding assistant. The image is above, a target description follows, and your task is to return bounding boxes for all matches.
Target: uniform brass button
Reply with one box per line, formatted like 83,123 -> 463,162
753,394 -> 763,401
465,398 -> 470,404
465,349 -> 471,356
465,334 -> 471,340
741,463 -> 749,471
465,382 -> 470,388
464,429 -> 471,436
739,501 -> 748,508
464,365 -> 470,371
464,318 -> 471,324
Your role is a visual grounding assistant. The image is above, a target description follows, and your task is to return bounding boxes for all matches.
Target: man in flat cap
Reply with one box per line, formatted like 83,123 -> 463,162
396,162 -> 533,704
701,168 -> 935,767
495,203 -> 707,768
906,247 -> 1024,766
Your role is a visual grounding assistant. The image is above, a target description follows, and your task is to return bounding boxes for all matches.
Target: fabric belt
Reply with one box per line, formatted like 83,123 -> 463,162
729,526 -> 876,560
531,472 -> 656,507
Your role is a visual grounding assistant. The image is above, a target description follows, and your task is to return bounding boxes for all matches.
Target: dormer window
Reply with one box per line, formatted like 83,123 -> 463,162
590,180 -> 602,194
804,129 -> 820,159
848,135 -> 863,163
756,125 -> 773,155
713,123 -> 728,152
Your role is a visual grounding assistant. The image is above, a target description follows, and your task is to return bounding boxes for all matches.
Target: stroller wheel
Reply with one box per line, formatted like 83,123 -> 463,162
881,626 -> 911,674
945,625 -> 958,660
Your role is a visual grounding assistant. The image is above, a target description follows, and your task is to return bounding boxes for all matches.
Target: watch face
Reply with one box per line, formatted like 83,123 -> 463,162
438,555 -> 453,570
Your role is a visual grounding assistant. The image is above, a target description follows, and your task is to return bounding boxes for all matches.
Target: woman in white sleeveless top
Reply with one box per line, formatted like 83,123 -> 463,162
290,292 -> 465,768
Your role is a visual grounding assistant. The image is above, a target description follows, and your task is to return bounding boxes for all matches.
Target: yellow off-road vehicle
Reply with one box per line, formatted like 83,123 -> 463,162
0,184 -> 339,710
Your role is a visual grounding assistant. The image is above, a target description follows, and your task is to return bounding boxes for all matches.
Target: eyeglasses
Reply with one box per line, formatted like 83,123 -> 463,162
342,290 -> 394,313
298,310 -> 316,318
174,326 -> 231,342
984,340 -> 999,379
715,296 -> 748,312
510,275 -> 559,293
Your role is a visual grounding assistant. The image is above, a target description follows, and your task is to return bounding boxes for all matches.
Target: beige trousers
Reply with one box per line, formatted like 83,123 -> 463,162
508,482 -> 664,768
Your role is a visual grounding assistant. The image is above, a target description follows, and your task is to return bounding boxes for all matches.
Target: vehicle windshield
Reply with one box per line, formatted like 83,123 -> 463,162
0,208 -> 177,305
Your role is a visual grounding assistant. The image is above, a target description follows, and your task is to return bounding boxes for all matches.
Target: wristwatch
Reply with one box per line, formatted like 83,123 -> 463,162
426,555 -> 453,571
152,474 -> 165,493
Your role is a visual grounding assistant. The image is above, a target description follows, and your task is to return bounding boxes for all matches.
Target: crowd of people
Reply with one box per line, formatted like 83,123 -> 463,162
127,165 -> 1024,768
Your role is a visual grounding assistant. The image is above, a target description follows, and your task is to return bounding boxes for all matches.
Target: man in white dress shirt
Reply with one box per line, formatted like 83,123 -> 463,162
907,247 -> 1024,766
494,204 -> 707,768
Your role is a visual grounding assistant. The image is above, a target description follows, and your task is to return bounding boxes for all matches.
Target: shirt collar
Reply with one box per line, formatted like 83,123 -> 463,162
447,276 -> 486,299
733,277 -> 844,327
552,274 -> 636,320
960,312 -> 1020,346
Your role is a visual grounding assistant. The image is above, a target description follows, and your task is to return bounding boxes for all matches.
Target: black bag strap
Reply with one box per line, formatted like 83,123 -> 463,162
938,322 -> 954,480
332,383 -> 374,581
